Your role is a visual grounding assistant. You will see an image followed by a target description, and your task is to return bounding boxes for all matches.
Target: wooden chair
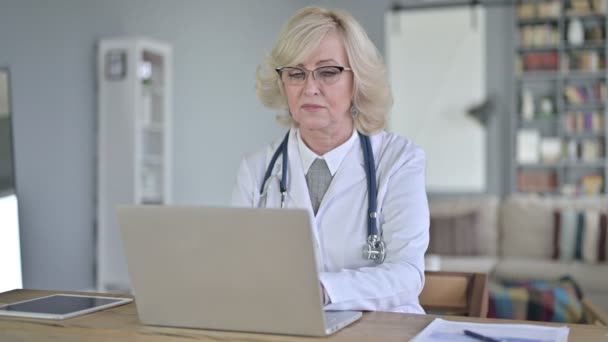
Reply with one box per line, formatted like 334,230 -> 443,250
420,271 -> 489,318
583,298 -> 608,326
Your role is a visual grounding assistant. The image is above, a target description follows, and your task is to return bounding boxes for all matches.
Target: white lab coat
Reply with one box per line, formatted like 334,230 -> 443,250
231,128 -> 429,313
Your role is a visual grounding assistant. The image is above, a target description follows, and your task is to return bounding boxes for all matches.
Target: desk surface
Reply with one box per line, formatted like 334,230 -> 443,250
1,290 -> 607,341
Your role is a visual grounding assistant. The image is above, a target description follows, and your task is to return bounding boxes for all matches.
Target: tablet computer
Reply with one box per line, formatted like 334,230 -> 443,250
0,294 -> 133,320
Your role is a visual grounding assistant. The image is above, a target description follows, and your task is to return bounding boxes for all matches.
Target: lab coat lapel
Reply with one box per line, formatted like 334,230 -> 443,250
285,129 -> 313,211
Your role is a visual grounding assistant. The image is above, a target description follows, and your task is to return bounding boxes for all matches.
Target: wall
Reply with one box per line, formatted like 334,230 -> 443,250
0,0 -> 512,290
0,0 -> 297,290
0,0 -> 126,290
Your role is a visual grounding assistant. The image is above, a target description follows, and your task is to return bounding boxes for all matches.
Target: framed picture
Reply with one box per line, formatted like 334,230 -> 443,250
0,68 -> 10,116
105,49 -> 127,80
0,67 -> 16,195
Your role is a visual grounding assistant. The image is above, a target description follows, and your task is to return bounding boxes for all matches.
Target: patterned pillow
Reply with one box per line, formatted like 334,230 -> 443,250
553,209 -> 608,263
428,211 -> 480,256
488,276 -> 589,323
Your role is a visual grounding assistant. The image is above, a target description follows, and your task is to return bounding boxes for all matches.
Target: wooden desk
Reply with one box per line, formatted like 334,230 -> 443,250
1,290 -> 607,341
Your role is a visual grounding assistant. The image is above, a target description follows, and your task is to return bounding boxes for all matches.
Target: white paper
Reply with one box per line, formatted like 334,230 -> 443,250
410,318 -> 569,342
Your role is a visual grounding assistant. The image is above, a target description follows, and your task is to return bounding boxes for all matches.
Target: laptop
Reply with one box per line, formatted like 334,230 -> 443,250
117,206 -> 362,336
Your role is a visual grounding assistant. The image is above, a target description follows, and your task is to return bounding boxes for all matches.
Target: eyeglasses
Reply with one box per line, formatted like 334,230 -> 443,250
276,66 -> 352,86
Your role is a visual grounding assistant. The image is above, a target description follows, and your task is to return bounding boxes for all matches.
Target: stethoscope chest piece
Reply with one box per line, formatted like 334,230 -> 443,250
362,235 -> 386,264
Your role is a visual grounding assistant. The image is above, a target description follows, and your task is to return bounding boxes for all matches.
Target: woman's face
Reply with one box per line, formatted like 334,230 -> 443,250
281,31 -> 354,134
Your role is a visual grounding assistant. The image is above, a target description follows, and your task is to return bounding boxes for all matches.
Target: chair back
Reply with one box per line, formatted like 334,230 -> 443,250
420,271 -> 488,317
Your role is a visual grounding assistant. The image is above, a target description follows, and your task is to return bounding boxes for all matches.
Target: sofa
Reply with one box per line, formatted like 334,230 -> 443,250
426,194 -> 608,312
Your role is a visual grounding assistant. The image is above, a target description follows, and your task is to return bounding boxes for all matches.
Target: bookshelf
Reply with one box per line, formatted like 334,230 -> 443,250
96,38 -> 172,292
514,0 -> 608,196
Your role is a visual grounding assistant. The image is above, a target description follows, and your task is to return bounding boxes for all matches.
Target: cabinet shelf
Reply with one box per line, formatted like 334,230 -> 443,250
519,71 -> 607,81
565,12 -> 606,20
563,160 -> 606,167
517,17 -> 560,25
518,160 -> 606,168
518,46 -> 559,53
565,43 -> 606,50
564,71 -> 606,80
518,72 -> 560,82
565,103 -> 605,111
562,133 -> 606,138
520,116 -> 559,122
518,163 -> 561,169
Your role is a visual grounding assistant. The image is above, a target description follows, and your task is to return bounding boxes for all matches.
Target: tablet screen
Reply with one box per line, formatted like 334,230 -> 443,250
0,294 -> 126,315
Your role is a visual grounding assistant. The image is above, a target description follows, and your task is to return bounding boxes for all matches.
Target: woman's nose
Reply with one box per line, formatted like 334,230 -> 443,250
303,73 -> 321,96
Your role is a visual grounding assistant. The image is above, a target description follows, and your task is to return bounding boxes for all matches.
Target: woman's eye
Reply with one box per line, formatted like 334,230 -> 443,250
320,71 -> 338,77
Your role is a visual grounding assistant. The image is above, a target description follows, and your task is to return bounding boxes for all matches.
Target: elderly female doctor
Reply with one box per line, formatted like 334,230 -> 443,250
231,6 -> 429,313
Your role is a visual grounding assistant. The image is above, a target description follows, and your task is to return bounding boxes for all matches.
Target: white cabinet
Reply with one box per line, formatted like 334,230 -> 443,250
97,38 -> 172,292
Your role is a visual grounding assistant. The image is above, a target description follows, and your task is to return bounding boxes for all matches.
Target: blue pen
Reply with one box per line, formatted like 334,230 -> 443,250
463,329 -> 502,342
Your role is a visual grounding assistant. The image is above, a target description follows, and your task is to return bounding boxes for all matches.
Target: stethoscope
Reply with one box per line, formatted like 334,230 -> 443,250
258,131 -> 386,264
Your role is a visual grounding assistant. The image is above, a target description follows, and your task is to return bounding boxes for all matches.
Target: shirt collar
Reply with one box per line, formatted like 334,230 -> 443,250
296,128 -> 358,176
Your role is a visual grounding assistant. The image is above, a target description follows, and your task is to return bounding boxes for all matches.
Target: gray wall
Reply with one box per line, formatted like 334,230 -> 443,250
0,0 -> 125,291
0,0 -> 511,291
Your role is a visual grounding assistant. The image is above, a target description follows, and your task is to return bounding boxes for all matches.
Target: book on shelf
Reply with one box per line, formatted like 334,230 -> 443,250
570,0 -> 592,13
566,139 -> 578,160
517,129 -> 541,164
581,139 -> 600,161
519,25 -> 559,47
563,82 -> 606,104
564,111 -> 604,134
561,177 -> 604,196
540,137 -> 562,164
566,50 -> 605,71
518,1 -> 560,20
518,3 -> 536,20
581,174 -> 604,195
567,0 -> 608,15
566,0 -> 606,15
521,51 -> 559,71
582,20 -> 605,42
564,138 -> 604,162
517,169 -> 558,193
537,1 -> 561,18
